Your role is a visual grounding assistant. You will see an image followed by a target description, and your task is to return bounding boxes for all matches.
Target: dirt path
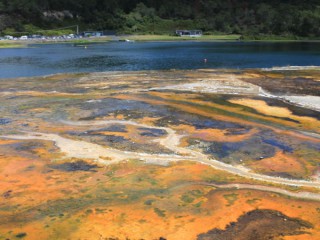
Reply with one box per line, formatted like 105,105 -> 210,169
170,182 -> 320,201
2,131 -> 193,166
206,183 -> 320,201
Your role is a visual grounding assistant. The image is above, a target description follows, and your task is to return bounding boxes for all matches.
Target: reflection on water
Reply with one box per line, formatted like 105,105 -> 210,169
55,55 -> 128,70
0,56 -> 43,65
0,41 -> 319,78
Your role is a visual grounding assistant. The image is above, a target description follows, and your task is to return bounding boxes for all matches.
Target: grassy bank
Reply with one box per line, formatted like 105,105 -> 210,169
118,34 -> 242,41
0,41 -> 26,48
1,34 -> 318,49
241,34 -> 320,41
0,37 -> 112,48
61,36 -> 112,44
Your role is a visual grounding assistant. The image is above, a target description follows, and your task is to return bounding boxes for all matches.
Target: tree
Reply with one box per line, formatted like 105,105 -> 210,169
0,0 -> 319,37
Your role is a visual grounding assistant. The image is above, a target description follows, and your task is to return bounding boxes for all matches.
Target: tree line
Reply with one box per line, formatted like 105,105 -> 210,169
0,0 -> 319,37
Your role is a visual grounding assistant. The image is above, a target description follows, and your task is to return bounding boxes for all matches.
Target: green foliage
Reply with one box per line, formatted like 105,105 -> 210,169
41,29 -> 74,36
154,207 -> 166,217
181,194 -> 195,203
144,199 -> 155,205
0,0 -> 319,38
0,42 -> 25,48
223,193 -> 238,206
2,27 -> 16,35
22,24 -> 42,34
15,232 -> 27,238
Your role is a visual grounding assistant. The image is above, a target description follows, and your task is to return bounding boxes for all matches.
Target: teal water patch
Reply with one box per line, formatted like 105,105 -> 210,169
0,118 -> 12,125
202,137 -> 276,162
138,128 -> 166,137
262,138 -> 293,153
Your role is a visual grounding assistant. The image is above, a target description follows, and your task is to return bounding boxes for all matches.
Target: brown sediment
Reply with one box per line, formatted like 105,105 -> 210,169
114,93 -> 320,143
0,69 -> 319,239
241,69 -> 320,96
248,151 -> 307,179
229,98 -> 320,130
197,209 -> 313,240
174,124 -> 257,143
0,90 -> 82,97
2,121 -> 320,189
1,156 -> 320,239
150,91 -> 320,133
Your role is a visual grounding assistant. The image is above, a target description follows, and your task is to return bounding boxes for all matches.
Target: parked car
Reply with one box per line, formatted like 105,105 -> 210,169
29,35 -> 42,39
4,35 -> 14,40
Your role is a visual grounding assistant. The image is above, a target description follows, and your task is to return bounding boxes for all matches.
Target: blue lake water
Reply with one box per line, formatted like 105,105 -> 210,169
0,41 -> 319,78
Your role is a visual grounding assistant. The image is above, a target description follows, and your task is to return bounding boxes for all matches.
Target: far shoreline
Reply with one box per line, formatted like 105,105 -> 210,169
1,34 -> 320,48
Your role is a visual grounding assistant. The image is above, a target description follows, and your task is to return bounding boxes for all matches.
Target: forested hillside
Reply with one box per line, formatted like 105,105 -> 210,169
0,0 -> 319,37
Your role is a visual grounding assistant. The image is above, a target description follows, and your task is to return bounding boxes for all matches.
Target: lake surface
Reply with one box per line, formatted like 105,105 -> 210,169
0,41 -> 319,78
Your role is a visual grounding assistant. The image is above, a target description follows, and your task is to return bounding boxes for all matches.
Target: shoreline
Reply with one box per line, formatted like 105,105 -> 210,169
0,66 -> 319,81
1,35 -> 320,48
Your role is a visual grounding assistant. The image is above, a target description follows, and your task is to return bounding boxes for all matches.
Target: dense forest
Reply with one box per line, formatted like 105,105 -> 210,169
0,0 -> 319,37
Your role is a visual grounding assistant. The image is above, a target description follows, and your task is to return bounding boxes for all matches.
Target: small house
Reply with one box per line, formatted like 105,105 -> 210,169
175,30 -> 202,37
82,31 -> 103,37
